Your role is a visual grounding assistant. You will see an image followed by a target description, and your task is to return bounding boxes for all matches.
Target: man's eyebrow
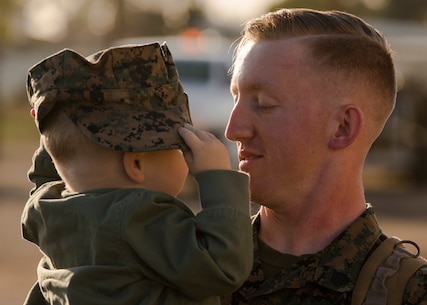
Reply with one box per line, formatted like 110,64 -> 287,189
231,78 -> 268,92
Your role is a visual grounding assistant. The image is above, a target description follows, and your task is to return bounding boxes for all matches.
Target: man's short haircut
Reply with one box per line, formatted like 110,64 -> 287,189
232,8 -> 396,117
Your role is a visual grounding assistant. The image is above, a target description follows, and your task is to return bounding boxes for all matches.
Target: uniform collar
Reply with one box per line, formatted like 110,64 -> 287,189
239,204 -> 382,299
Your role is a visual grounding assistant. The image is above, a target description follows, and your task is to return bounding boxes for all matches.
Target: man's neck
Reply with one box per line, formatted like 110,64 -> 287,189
257,193 -> 366,256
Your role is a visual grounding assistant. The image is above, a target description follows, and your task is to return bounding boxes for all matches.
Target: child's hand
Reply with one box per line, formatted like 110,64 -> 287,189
178,124 -> 231,175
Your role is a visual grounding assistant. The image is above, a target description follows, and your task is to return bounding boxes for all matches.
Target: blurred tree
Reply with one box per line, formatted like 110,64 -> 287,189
0,0 -> 21,44
382,0 -> 427,21
14,0 -> 207,46
269,0 -> 427,21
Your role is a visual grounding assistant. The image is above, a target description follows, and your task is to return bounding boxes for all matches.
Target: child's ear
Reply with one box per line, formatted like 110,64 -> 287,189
123,152 -> 145,183
329,104 -> 363,149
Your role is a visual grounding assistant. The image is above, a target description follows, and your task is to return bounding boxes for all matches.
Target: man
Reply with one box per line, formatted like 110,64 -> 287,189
222,8 -> 427,304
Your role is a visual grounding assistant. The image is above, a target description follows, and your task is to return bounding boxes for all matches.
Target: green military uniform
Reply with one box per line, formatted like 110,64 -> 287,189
221,206 -> 427,305
22,144 -> 252,305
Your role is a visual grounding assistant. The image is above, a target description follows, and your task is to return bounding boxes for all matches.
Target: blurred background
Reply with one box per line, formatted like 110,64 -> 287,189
1,0 -> 427,304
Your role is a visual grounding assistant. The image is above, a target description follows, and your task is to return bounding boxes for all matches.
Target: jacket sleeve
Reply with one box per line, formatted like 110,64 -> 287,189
27,139 -> 61,194
22,139 -> 64,246
121,170 -> 253,301
23,282 -> 49,305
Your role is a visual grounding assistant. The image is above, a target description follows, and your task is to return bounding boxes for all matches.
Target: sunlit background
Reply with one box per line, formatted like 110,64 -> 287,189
1,0 -> 427,304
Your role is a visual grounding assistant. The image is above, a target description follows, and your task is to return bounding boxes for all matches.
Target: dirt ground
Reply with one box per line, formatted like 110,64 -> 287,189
1,141 -> 426,305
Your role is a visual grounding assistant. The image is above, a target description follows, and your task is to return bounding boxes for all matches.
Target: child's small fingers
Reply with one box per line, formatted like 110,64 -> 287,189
178,126 -> 198,147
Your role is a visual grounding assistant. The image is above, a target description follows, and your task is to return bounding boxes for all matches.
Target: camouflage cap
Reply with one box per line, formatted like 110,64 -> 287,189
26,42 -> 192,152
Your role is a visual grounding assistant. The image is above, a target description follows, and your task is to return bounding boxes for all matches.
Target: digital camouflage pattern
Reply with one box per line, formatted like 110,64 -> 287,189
26,42 -> 192,152
221,205 -> 427,305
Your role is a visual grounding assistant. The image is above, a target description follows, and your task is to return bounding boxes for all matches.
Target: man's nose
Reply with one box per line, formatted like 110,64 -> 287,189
225,102 -> 250,142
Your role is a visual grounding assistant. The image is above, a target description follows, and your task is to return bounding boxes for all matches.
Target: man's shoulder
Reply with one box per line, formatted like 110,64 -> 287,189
405,264 -> 427,304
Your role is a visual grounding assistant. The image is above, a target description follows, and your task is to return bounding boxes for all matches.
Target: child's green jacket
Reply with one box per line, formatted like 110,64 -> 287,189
22,145 -> 253,305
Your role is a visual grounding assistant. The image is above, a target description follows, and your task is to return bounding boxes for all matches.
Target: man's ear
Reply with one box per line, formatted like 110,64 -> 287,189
123,152 -> 145,183
329,104 -> 363,149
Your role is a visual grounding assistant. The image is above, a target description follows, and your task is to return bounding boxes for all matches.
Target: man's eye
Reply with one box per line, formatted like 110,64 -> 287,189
258,103 -> 274,109
257,100 -> 277,109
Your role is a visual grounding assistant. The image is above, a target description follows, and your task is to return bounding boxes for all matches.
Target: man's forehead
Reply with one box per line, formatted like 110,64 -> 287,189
235,38 -> 310,66
232,38 -> 311,80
